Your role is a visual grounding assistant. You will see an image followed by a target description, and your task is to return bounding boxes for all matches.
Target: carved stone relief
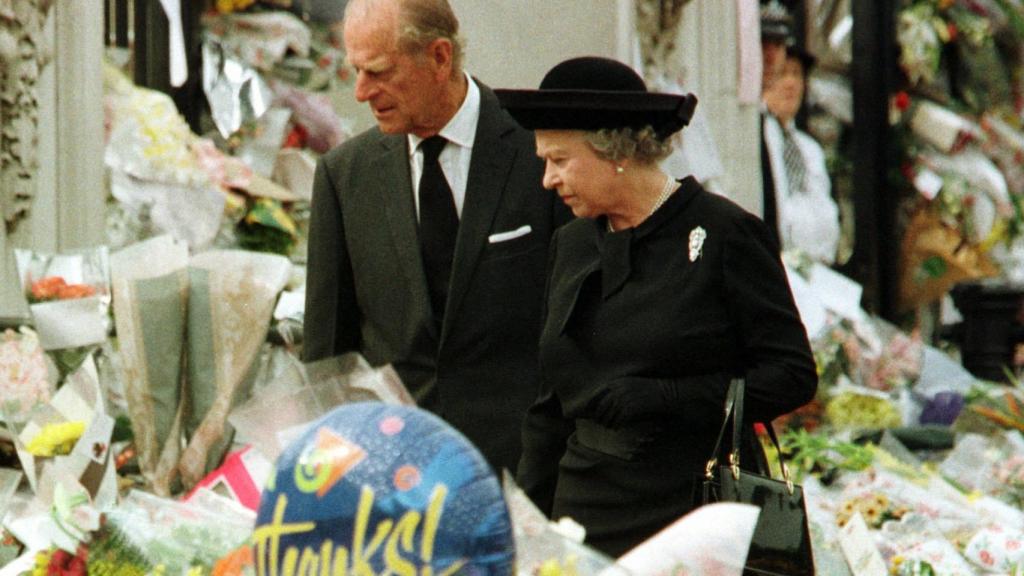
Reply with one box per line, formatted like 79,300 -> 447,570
0,0 -> 54,235
635,0 -> 692,78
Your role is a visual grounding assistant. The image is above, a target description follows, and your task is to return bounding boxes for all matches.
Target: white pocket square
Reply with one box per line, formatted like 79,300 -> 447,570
488,225 -> 532,244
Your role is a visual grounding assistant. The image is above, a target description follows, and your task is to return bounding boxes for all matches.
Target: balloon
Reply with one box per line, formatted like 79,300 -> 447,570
254,402 -> 514,576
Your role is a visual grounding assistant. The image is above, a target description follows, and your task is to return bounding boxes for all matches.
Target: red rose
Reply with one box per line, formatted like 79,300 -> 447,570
282,124 -> 308,149
894,91 -> 911,112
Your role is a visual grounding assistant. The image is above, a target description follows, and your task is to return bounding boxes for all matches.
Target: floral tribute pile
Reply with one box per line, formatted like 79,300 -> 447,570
771,257 -> 1024,574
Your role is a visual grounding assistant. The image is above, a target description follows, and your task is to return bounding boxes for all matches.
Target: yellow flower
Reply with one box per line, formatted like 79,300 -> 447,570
32,549 -> 53,576
25,421 -> 86,457
538,559 -> 563,576
862,504 -> 882,526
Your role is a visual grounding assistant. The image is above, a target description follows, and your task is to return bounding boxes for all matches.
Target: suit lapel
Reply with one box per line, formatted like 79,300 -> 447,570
441,85 -> 517,344
372,136 -> 434,326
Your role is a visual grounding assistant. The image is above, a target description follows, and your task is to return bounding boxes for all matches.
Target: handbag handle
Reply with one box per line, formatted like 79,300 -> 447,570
704,378 -> 795,494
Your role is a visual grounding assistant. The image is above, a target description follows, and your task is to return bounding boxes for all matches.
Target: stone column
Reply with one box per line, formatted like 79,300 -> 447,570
0,0 -> 104,322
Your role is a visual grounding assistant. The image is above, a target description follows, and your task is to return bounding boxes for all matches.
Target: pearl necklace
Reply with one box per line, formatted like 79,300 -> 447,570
607,176 -> 678,232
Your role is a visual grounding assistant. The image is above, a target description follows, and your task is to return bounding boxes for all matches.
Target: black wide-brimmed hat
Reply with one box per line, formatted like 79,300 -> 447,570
494,56 -> 698,140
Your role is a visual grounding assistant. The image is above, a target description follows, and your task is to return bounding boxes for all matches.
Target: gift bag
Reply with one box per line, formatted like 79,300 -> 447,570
701,379 -> 815,576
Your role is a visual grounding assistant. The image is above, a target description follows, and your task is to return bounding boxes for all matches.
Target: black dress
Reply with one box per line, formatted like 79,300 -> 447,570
517,176 -> 817,557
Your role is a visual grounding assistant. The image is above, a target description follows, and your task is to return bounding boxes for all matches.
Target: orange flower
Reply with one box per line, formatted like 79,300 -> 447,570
212,546 -> 253,576
29,276 -> 67,302
27,276 -> 96,303
55,283 -> 96,300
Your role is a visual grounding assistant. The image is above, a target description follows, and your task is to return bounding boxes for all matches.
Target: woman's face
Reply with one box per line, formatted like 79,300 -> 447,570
764,57 -> 805,123
535,130 -> 620,220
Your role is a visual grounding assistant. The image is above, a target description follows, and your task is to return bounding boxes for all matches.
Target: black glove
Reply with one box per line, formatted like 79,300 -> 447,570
588,376 -> 677,428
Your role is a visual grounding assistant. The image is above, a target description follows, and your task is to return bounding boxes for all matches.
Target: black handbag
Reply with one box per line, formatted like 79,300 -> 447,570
701,379 -> 815,576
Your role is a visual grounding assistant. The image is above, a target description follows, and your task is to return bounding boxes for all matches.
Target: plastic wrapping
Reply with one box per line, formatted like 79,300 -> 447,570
102,489 -> 254,572
616,503 -> 760,575
229,352 -> 414,463
0,327 -> 52,423
178,249 -> 291,486
14,247 -> 111,353
110,235 -> 190,494
5,357 -> 117,510
502,471 -> 624,575
202,37 -> 274,139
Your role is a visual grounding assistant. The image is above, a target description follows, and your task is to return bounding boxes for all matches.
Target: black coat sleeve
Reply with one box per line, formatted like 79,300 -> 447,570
516,228 -> 573,516
723,210 -> 818,421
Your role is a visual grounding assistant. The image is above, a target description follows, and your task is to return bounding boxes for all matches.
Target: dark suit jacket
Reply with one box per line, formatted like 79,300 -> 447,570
303,82 -> 570,473
760,111 -> 781,246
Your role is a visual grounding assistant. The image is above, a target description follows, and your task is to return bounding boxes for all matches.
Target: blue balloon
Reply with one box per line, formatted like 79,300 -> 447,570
254,402 -> 514,576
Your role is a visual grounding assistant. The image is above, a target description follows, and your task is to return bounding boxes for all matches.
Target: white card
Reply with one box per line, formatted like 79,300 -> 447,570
807,263 -> 866,322
838,513 -> 888,576
913,168 -> 944,200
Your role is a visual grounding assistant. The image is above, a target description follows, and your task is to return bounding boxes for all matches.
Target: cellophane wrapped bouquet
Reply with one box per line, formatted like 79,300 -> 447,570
25,488 -> 254,576
14,247 -> 112,384
110,235 -> 291,495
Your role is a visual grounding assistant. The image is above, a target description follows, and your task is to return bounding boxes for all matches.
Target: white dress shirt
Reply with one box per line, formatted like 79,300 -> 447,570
763,114 -> 840,265
407,73 -> 481,220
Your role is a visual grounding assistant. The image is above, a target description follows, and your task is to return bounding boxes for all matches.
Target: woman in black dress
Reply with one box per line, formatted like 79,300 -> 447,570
495,56 -> 817,557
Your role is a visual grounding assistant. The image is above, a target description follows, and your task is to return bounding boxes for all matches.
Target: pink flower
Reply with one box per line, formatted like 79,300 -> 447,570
980,550 -> 994,566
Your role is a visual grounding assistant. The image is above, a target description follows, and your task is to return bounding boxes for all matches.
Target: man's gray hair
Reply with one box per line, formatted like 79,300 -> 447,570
346,0 -> 465,75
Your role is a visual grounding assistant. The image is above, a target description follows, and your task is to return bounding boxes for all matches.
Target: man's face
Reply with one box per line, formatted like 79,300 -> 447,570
761,39 -> 787,90
764,57 -> 805,122
343,6 -> 449,137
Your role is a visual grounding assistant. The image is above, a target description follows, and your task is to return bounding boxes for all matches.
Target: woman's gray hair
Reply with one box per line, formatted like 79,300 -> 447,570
584,126 -> 675,165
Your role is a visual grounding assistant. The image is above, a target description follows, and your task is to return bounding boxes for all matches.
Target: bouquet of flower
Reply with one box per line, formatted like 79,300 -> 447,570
0,327 -> 52,424
963,525 -> 1024,574
780,428 -> 874,483
836,492 -> 911,529
27,488 -> 255,576
14,247 -> 111,382
6,357 -> 117,509
110,235 -> 190,495
956,381 -> 1024,435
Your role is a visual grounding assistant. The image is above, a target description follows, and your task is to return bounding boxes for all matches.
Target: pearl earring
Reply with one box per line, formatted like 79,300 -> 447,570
615,166 -> 625,174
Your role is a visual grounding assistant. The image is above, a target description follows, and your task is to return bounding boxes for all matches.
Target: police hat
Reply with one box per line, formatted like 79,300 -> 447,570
761,0 -> 793,42
494,56 -> 698,140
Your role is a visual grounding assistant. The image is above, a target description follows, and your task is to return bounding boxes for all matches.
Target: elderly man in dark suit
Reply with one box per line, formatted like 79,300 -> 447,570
303,0 -> 570,474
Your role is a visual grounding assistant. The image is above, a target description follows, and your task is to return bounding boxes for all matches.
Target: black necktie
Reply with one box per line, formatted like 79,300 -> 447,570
417,135 -> 459,325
